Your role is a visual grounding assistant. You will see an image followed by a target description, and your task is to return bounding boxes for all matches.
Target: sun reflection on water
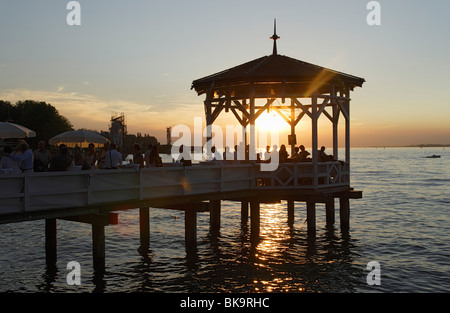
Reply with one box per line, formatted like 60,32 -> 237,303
240,200 -> 361,293
249,201 -> 309,292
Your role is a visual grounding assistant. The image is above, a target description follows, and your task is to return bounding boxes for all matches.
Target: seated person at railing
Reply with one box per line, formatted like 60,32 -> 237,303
0,145 -> 22,174
222,146 -> 231,161
279,144 -> 289,163
33,141 -> 51,172
297,145 -> 311,162
263,145 -> 271,162
233,144 -> 241,162
318,146 -> 335,162
133,143 -> 144,168
258,145 -> 275,165
9,141 -> 34,172
104,143 -> 123,169
291,146 -> 299,160
49,145 -> 71,171
210,146 -> 222,161
84,143 -> 98,170
176,145 -> 192,166
72,146 -> 85,167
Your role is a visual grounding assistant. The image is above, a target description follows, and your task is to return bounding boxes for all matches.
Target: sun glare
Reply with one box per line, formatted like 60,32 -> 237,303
256,111 -> 289,132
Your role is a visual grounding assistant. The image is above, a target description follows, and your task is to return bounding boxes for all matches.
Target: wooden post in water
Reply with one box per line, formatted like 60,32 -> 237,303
185,206 -> 197,251
45,218 -> 57,266
287,200 -> 295,226
325,198 -> 335,228
306,201 -> 316,235
92,223 -> 105,274
241,201 -> 249,224
139,207 -> 150,253
210,200 -> 221,237
340,196 -> 350,231
250,201 -> 260,243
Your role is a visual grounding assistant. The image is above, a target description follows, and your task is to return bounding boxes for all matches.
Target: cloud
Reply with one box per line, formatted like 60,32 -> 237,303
0,88 -> 154,131
0,88 -> 204,140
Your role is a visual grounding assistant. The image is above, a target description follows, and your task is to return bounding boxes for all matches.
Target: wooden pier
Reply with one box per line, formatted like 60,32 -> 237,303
0,23 -> 365,274
0,162 -> 361,273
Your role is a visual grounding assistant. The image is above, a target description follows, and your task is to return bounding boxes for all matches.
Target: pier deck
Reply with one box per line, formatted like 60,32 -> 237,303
0,161 -> 361,273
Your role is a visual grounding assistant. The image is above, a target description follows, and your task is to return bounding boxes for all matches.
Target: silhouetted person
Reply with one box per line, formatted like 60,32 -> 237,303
318,146 -> 335,162
10,141 -> 34,172
264,145 -> 271,162
177,145 -> 191,166
84,143 -> 98,170
0,145 -> 21,174
104,143 -> 122,169
279,144 -> 289,163
73,145 -> 85,167
97,142 -> 110,169
49,145 -> 71,171
33,141 -> 51,172
133,143 -> 144,168
144,143 -> 153,168
298,145 -> 311,162
223,146 -> 233,161
210,146 -> 222,161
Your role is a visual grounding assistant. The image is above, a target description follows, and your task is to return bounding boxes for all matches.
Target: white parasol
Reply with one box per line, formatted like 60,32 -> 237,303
0,122 -> 36,139
49,130 -> 110,148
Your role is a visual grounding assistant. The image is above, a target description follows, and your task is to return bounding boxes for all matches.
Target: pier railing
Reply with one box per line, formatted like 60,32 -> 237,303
0,161 -> 348,216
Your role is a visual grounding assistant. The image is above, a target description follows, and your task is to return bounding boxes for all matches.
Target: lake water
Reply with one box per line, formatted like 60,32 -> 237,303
1,147 -> 449,293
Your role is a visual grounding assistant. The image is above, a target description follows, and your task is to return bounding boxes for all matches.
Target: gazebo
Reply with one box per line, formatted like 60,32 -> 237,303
191,22 -> 365,171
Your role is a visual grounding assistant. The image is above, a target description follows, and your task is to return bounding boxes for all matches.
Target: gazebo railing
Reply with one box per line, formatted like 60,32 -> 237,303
254,161 -> 349,189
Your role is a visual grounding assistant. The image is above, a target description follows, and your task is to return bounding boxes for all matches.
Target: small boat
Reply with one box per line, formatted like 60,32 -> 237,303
425,155 -> 441,158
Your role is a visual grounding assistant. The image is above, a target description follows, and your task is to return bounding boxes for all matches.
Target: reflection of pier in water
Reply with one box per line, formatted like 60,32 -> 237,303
0,162 -> 361,274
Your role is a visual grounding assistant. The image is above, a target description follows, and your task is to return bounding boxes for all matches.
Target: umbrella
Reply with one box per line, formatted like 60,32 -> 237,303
49,130 -> 110,148
0,122 -> 36,139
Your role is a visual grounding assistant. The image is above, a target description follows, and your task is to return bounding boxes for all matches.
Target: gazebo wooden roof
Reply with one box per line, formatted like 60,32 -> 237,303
191,53 -> 365,98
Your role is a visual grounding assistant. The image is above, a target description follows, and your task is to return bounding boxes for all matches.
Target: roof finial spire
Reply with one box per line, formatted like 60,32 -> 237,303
270,19 -> 280,55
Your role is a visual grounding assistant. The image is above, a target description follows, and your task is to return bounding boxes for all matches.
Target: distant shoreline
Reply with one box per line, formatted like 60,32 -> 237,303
362,144 -> 450,148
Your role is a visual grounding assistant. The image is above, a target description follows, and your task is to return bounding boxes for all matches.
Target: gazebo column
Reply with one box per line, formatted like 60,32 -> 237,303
311,92 -> 319,188
344,88 -> 351,164
242,108 -> 248,148
290,99 -> 296,156
249,84 -> 256,160
205,96 -> 213,160
332,87 -> 339,160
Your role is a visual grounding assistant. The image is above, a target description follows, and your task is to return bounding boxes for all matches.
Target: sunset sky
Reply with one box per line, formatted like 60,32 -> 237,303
1,0 -> 449,147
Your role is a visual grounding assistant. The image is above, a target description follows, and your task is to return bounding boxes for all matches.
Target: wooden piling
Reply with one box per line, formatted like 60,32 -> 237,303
210,200 -> 221,237
250,201 -> 260,242
92,223 -> 105,274
306,201 -> 316,235
325,198 -> 335,228
340,196 -> 350,231
185,206 -> 197,251
45,218 -> 57,266
287,200 -> 295,226
241,201 -> 249,224
139,207 -> 150,253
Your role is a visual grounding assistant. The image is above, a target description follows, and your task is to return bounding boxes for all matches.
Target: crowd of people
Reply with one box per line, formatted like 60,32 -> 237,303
0,140 -> 163,174
0,140 -> 337,174
274,144 -> 336,163
201,143 -> 336,164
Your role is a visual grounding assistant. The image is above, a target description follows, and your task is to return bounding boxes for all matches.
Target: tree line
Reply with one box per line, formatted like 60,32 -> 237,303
0,100 -> 73,148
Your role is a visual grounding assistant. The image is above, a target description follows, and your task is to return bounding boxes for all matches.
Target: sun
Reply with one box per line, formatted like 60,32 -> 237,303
256,111 -> 289,132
